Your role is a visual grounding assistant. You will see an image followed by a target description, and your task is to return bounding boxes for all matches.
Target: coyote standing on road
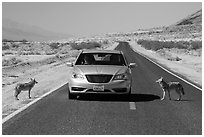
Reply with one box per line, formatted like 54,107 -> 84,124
156,77 -> 185,100
14,78 -> 38,100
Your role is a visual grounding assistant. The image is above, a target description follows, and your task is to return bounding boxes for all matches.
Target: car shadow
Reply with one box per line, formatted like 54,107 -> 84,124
77,93 -> 161,102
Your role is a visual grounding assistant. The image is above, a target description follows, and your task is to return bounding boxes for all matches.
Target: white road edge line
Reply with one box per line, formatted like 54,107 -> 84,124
131,45 -> 202,91
2,83 -> 67,124
129,102 -> 136,110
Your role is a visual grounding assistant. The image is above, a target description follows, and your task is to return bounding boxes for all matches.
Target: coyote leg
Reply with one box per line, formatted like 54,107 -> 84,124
28,89 -> 31,99
14,90 -> 20,100
168,90 -> 171,100
161,90 -> 165,100
176,89 -> 182,101
15,95 -> 19,100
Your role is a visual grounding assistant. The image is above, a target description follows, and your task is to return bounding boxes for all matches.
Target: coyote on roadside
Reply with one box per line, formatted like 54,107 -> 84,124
14,78 -> 38,100
156,77 -> 185,101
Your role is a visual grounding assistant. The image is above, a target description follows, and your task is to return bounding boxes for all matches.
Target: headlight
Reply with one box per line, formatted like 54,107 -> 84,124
72,72 -> 85,79
113,73 -> 128,80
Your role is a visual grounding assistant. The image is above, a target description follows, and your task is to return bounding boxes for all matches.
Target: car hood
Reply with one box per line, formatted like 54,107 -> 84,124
73,65 -> 128,75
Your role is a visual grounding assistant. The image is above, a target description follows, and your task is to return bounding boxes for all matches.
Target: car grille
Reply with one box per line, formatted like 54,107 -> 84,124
85,75 -> 113,83
86,89 -> 111,92
112,88 -> 127,93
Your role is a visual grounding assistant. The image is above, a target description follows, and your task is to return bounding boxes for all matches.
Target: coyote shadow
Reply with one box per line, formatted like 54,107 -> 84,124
77,93 -> 160,102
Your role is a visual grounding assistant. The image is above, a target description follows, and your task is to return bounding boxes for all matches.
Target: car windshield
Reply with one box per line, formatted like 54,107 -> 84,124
75,53 -> 126,66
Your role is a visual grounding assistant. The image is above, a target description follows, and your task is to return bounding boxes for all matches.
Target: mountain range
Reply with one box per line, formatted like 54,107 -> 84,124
2,18 -> 73,42
175,9 -> 202,26
2,9 -> 202,42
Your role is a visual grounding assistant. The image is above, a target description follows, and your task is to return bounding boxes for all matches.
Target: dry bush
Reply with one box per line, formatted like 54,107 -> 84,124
2,57 -> 23,66
2,44 -> 10,50
137,39 -> 202,51
49,43 -> 60,49
70,42 -> 101,50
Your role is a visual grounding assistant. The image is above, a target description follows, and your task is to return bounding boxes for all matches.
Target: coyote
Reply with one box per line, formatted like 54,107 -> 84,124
156,77 -> 184,100
14,78 -> 38,100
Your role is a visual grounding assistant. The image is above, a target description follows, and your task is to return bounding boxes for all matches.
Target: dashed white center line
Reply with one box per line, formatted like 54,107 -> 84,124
129,102 -> 136,110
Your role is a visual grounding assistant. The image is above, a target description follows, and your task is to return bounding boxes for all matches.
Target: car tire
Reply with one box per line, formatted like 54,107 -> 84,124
128,86 -> 132,95
126,87 -> 131,99
68,92 -> 76,99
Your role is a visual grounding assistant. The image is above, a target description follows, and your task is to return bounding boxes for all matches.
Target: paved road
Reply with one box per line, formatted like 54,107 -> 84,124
2,43 -> 202,135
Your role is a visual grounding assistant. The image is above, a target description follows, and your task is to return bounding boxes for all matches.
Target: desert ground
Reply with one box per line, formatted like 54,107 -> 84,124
2,39 -> 201,119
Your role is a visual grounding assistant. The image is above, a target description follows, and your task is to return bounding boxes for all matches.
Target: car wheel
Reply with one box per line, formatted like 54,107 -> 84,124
68,92 -> 76,99
128,86 -> 132,95
126,87 -> 131,99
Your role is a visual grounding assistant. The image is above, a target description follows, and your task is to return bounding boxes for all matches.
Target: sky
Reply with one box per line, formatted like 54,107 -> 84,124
2,2 -> 202,36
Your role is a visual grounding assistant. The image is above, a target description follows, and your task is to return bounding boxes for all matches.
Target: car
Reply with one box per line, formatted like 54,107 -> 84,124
67,50 -> 136,99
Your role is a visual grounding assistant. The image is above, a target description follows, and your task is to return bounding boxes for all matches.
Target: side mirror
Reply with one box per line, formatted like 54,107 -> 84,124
129,63 -> 136,68
66,62 -> 74,67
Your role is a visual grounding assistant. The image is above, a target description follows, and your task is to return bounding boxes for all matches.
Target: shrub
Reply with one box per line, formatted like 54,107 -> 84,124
167,56 -> 182,61
70,43 -> 78,50
83,42 -> 101,49
58,47 -> 70,54
176,56 -> 182,61
49,43 -> 59,49
2,59 -> 9,66
70,42 -> 101,50
175,41 -> 185,49
4,51 -> 14,55
137,39 -> 202,51
2,57 -> 22,66
21,39 -> 28,44
101,40 -> 109,45
190,41 -> 202,50
45,50 -> 57,55
10,57 -> 22,65
2,45 -> 10,50
70,43 -> 81,50
11,43 -> 19,48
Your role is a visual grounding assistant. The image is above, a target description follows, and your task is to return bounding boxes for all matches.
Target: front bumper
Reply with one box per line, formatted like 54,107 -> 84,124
68,78 -> 131,95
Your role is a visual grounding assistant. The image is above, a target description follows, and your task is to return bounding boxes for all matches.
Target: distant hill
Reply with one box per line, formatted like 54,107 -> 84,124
132,9 -> 202,41
106,9 -> 202,42
165,9 -> 202,39
2,18 -> 73,42
176,9 -> 202,26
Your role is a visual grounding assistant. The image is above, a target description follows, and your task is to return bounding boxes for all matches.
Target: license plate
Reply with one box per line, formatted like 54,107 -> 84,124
93,85 -> 104,91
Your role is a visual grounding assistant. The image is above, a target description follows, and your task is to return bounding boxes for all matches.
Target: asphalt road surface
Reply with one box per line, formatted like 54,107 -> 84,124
2,43 -> 202,135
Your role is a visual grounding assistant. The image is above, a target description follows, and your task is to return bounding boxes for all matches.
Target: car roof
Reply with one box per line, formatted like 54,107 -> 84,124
82,50 -> 122,54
